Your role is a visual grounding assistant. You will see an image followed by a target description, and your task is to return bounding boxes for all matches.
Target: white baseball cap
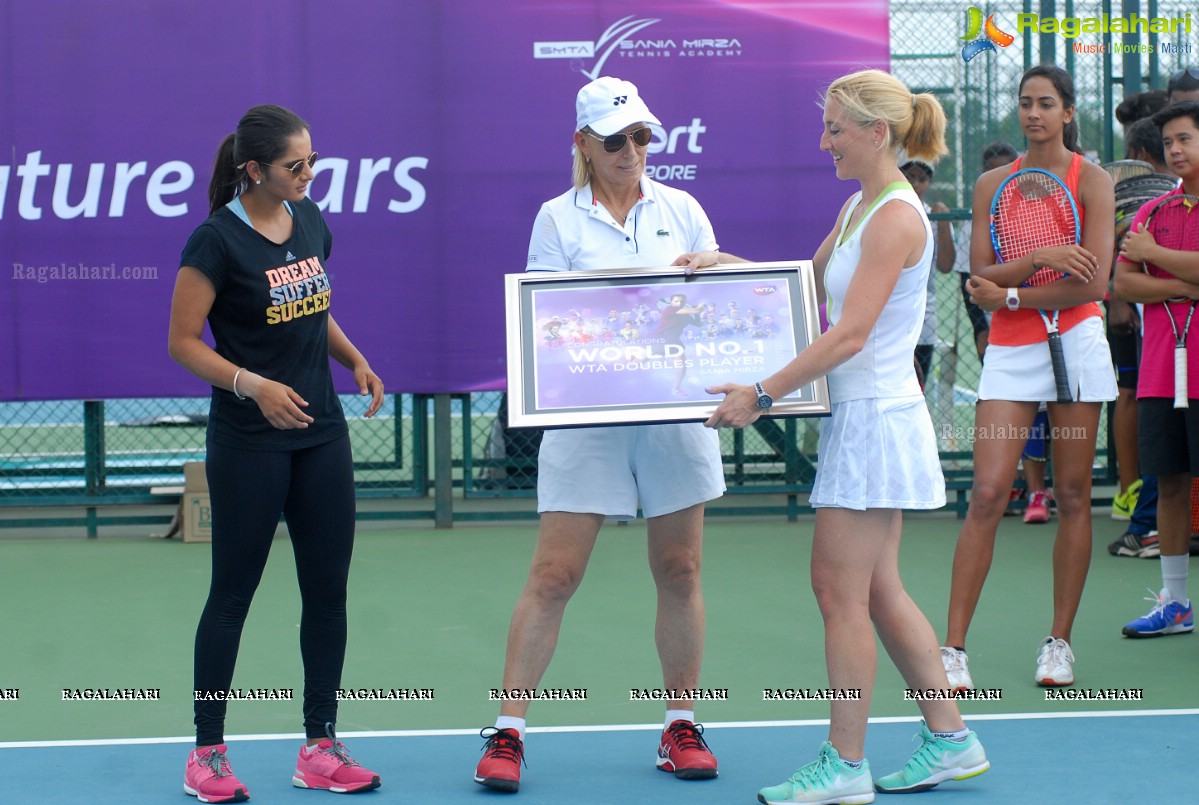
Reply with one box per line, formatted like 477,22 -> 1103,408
576,76 -> 661,136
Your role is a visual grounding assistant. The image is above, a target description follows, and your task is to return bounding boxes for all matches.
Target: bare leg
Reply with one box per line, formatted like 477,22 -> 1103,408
1043,402 -> 1101,642
945,400 -> 1039,647
647,503 -> 706,711
867,510 -> 966,733
497,512 -> 603,718
1113,387 -> 1140,493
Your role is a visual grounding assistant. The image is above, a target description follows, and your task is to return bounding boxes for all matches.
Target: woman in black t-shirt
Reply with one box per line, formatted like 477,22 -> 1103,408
168,105 -> 383,803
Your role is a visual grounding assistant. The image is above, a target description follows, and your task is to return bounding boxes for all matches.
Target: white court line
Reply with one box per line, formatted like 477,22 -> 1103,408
2,708 -> 1197,750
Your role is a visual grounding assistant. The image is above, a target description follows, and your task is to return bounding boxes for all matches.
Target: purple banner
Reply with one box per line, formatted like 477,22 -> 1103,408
0,1 -> 889,400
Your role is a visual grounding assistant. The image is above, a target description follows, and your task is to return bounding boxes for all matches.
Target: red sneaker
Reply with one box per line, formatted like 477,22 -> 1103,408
1024,491 -> 1051,524
184,744 -> 249,803
292,736 -> 381,793
474,727 -> 524,793
656,720 -> 718,779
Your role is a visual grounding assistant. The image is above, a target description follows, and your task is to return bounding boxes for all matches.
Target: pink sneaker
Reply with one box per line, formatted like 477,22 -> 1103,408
1024,491 -> 1051,524
184,744 -> 249,803
293,736 -> 381,793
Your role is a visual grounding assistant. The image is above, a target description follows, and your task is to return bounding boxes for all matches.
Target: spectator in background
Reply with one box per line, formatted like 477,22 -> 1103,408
952,142 -> 1019,361
901,158 -> 956,387
1167,67 -> 1199,104
1124,118 -> 1168,173
1108,117 -> 1168,539
945,65 -> 1115,690
1115,90 -> 1168,135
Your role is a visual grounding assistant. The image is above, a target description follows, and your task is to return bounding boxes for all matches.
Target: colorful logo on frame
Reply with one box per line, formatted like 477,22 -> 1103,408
961,7 -> 1015,62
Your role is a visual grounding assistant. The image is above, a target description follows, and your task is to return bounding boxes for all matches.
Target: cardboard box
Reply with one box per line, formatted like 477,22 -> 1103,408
181,461 -> 212,543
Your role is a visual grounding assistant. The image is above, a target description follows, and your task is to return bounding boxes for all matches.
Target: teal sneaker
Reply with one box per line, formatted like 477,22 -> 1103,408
757,741 -> 874,804
874,721 -> 988,794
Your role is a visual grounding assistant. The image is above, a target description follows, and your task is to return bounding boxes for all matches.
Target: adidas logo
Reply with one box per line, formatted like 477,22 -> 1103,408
285,251 -> 296,261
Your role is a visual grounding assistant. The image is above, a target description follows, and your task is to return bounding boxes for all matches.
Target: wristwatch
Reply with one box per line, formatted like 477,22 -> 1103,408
754,382 -> 774,410
1005,287 -> 1020,312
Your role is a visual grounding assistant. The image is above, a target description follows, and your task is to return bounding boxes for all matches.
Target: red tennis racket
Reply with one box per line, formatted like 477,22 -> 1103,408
990,168 -> 1079,403
1140,193 -> 1199,408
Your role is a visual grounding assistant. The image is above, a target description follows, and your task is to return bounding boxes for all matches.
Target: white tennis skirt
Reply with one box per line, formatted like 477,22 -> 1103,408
978,315 -> 1117,403
809,395 -> 946,511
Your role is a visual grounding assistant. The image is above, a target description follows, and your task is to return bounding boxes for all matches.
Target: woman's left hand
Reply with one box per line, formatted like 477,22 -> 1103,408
354,364 -> 385,417
672,250 -> 720,276
704,383 -> 761,429
966,275 -> 1006,312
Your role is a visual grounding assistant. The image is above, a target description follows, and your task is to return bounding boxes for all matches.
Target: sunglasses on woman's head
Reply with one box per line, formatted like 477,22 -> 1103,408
586,128 -> 653,153
261,152 -> 319,178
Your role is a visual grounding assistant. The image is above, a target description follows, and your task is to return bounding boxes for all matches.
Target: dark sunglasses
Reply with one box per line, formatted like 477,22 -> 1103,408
261,152 -> 319,178
586,128 -> 653,153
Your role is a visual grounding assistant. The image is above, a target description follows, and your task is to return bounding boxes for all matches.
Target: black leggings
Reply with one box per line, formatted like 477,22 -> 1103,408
194,434 -> 355,745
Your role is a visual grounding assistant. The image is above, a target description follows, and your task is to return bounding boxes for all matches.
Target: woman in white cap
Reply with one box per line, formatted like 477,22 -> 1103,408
473,75 -> 745,794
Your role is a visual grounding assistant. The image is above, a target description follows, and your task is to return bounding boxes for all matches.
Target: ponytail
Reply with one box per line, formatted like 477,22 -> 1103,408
902,93 -> 948,164
208,133 -> 242,214
823,70 -> 947,167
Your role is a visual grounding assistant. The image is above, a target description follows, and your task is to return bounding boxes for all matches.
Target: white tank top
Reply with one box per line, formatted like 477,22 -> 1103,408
823,182 -> 932,403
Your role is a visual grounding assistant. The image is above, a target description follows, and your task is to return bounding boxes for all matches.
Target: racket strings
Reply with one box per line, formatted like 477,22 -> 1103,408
994,190 -> 1076,288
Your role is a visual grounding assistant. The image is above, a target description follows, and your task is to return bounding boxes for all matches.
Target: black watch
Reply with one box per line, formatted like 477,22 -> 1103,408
754,382 -> 774,410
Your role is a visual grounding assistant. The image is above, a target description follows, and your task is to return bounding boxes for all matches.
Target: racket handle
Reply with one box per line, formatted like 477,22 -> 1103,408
1047,331 -> 1072,403
1176,346 -> 1189,409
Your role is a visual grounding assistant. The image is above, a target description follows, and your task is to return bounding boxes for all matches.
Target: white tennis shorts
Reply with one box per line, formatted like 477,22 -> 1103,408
978,315 -> 1117,403
537,423 -> 725,519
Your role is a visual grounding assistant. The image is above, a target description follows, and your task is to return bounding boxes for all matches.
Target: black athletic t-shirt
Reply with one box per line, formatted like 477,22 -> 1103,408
180,197 -> 347,451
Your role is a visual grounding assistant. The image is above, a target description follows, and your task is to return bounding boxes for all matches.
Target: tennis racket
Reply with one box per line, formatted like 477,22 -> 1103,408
1101,159 -> 1154,185
1115,174 -> 1179,247
990,168 -> 1079,403
1140,193 -> 1199,408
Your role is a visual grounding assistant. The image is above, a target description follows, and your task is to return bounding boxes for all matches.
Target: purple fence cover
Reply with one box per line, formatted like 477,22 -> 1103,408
0,1 -> 888,400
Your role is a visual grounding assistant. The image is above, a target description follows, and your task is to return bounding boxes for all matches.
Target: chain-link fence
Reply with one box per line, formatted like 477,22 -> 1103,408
8,2 -> 1178,529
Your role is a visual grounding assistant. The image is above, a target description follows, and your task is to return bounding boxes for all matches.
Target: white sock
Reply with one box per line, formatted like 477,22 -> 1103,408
1161,554 -> 1189,604
665,709 -> 695,728
931,727 -> 970,742
494,715 -> 526,740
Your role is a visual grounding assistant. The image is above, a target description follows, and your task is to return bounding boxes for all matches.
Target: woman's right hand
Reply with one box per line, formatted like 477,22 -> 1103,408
240,372 -> 314,429
1031,244 -> 1099,284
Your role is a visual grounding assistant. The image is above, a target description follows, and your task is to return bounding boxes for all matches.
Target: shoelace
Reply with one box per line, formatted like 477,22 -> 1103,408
1139,588 -> 1168,617
789,747 -> 836,791
315,722 -> 360,767
665,720 -> 711,754
901,733 -> 942,776
319,740 -> 360,767
1041,638 -> 1073,667
480,728 -> 527,768
200,748 -> 234,779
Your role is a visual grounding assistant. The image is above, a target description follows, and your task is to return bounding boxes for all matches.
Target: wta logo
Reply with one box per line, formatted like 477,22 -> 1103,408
960,7 -> 1015,62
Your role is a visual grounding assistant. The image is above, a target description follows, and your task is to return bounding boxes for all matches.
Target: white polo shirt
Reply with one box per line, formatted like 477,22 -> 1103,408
524,176 -> 725,519
526,177 -> 718,271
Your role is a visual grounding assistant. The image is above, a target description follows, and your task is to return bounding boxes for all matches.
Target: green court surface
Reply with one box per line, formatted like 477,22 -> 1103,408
0,512 -> 1195,743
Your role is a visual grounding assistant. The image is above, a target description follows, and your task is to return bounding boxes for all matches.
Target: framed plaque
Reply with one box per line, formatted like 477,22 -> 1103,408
504,260 -> 831,428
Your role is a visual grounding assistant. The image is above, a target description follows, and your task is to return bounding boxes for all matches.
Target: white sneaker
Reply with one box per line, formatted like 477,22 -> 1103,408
940,647 -> 974,692
1035,637 -> 1074,687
